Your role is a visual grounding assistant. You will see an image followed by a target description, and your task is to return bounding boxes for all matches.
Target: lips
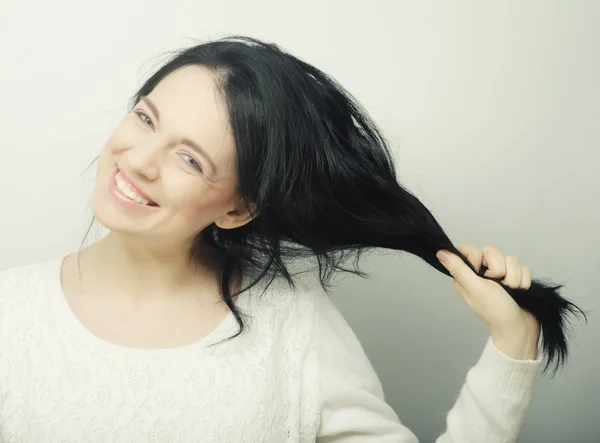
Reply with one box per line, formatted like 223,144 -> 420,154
115,166 -> 159,206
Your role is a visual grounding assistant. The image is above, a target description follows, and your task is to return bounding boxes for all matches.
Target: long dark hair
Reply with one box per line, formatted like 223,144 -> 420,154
82,35 -> 585,375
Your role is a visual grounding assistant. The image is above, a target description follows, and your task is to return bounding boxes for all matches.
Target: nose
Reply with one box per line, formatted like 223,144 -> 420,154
126,140 -> 165,181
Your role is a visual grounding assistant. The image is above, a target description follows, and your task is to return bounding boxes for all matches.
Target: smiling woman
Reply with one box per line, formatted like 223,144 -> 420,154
0,35 -> 586,442
90,63 -> 248,250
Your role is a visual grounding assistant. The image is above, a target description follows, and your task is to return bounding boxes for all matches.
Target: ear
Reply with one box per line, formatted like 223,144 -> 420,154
214,199 -> 258,230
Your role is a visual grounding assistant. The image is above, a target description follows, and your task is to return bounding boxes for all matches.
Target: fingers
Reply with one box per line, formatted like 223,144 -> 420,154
459,243 -> 532,290
501,255 -> 522,288
457,242 -> 484,273
521,266 -> 532,290
482,244 -> 507,279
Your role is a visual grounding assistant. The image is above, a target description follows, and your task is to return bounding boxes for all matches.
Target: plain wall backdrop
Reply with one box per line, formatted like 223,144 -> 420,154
1,1 -> 598,441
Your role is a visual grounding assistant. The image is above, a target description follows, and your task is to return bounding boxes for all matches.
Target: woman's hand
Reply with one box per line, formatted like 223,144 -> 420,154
436,243 -> 541,361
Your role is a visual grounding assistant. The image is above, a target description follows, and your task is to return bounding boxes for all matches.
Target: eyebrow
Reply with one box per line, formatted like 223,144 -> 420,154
139,96 -> 218,174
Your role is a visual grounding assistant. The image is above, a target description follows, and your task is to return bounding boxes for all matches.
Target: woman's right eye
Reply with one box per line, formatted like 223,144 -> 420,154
134,110 -> 154,129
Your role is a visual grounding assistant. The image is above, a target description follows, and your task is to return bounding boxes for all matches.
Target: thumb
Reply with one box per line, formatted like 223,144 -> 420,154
436,249 -> 484,293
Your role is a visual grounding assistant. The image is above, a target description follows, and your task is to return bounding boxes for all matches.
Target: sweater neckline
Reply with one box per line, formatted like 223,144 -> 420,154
46,254 -> 250,361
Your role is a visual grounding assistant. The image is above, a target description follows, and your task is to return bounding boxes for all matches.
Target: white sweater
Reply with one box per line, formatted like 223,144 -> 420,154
0,257 -> 541,443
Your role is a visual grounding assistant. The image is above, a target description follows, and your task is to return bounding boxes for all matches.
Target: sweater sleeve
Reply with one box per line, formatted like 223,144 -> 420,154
312,290 -> 541,443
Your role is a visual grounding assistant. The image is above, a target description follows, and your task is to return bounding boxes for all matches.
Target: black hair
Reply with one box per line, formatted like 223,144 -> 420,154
82,35 -> 586,376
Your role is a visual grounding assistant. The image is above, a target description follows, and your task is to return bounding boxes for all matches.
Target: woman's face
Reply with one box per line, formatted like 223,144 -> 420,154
93,64 -> 253,247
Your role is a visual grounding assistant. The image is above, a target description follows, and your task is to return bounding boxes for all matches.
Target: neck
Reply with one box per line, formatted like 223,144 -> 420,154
78,232 -> 223,300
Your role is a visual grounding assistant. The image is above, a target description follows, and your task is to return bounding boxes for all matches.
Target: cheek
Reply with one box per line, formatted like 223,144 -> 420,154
98,143 -> 113,165
97,132 -> 123,169
178,190 -> 233,223
94,146 -> 114,184
103,120 -> 135,154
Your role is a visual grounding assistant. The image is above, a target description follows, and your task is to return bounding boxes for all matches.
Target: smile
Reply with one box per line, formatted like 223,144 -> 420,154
109,167 -> 160,209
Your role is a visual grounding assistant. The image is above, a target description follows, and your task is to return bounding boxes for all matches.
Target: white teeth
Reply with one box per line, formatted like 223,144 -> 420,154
115,172 -> 151,205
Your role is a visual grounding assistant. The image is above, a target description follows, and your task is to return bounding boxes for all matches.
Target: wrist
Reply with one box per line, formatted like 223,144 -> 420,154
491,331 -> 539,361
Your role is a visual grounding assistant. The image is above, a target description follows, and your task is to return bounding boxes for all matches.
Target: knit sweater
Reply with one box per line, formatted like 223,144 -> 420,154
0,257 -> 541,442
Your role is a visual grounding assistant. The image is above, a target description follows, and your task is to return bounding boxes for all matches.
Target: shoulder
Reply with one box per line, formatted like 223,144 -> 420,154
237,272 -> 350,362
241,273 -> 324,334
244,272 -> 366,345
244,272 -> 340,329
269,274 -> 370,353
246,273 -> 379,381
265,276 -> 389,412
0,257 -> 61,301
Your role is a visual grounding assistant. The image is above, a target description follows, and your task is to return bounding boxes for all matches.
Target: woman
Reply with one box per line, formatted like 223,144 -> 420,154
0,35 -> 562,442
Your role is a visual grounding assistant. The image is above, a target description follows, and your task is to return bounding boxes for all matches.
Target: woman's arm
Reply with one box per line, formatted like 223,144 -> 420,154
312,288 -> 541,443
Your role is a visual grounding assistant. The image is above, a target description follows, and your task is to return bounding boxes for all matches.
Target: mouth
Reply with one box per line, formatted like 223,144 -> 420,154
110,167 -> 160,208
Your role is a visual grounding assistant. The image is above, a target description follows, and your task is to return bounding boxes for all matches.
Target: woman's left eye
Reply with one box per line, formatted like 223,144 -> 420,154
132,110 -> 201,173
180,154 -> 203,172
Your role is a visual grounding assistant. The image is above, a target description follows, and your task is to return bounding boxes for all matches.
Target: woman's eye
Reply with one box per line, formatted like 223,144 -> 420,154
180,154 -> 203,172
134,110 -> 154,128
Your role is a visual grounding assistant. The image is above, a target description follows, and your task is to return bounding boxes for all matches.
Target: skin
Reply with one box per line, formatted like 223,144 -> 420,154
84,66 -> 251,298
60,65 -> 255,348
437,244 -> 540,360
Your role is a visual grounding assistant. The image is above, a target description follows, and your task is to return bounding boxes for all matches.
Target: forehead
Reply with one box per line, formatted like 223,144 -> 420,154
149,65 -> 236,177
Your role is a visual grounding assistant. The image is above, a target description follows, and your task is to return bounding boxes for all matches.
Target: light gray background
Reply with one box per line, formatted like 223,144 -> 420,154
1,1 -> 598,441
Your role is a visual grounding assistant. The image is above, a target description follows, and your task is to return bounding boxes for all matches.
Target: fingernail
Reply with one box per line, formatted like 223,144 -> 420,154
437,250 -> 451,263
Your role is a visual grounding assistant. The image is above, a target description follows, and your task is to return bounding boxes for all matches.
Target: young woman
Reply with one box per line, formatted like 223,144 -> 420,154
1,35 -> 573,442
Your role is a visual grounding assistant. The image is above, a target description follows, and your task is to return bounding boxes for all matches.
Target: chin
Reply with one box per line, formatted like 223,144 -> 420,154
91,181 -> 145,235
92,195 -> 132,234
